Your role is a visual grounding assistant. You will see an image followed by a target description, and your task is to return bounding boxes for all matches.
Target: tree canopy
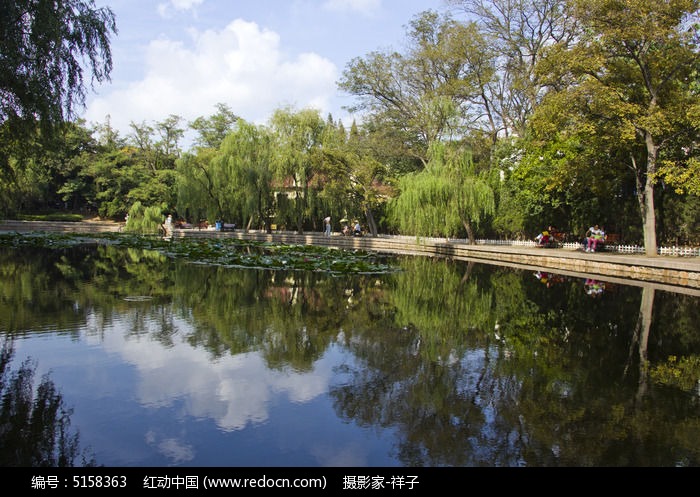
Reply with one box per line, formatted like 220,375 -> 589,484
0,0 -> 117,135
1,0 -> 699,250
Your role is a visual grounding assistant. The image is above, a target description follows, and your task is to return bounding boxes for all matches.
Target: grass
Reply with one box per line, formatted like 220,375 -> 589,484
16,212 -> 85,222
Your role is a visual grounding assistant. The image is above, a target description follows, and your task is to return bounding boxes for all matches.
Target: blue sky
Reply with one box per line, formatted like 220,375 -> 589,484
83,0 -> 450,145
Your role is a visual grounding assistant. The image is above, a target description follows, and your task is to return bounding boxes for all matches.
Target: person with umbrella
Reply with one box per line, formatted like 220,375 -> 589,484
340,218 -> 350,236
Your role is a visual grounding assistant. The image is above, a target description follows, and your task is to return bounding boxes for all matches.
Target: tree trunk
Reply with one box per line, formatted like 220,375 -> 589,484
624,287 -> 654,404
639,132 -> 659,257
364,208 -> 378,237
635,287 -> 653,404
462,219 -> 475,245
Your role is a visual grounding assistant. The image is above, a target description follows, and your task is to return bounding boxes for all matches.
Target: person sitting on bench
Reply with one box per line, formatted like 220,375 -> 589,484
585,224 -> 605,252
353,221 -> 362,236
535,226 -> 555,247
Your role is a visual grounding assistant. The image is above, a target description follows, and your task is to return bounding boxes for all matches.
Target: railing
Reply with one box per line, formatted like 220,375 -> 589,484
470,238 -> 699,257
373,234 -> 699,257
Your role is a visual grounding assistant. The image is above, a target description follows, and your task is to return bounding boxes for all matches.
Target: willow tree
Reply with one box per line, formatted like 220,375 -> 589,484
388,141 -> 494,242
177,120 -> 274,228
176,148 -> 221,223
269,107 -> 326,234
0,0 -> 116,136
216,121 -> 275,231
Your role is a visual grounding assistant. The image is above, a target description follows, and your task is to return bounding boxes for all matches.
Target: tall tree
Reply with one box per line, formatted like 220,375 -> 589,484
319,120 -> 391,236
269,107 -> 326,234
338,10 -> 497,164
175,149 -> 220,224
215,120 -> 275,230
0,0 -> 116,135
446,0 -> 577,138
125,117 -> 182,213
534,0 -> 700,255
189,103 -> 240,150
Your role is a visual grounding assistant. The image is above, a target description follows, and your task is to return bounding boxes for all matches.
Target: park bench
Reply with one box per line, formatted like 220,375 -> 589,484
537,229 -> 566,248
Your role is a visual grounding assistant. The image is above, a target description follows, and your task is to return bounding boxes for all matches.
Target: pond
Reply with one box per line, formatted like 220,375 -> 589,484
1,234 -> 699,467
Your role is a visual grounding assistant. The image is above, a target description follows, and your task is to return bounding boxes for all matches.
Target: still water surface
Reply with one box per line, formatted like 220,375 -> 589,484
2,243 -> 700,467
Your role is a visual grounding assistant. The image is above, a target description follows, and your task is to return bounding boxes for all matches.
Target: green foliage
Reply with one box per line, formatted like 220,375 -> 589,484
189,103 -> 240,150
0,0 -> 116,136
338,10 -> 497,162
657,189 -> 700,245
218,121 -> 275,228
533,0 -> 700,253
388,141 -> 494,240
124,201 -> 165,235
3,1 -> 700,250
269,107 -> 327,233
650,355 -> 700,393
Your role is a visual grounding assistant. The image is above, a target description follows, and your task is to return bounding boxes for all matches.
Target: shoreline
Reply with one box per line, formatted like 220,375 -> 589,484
1,219 -> 699,292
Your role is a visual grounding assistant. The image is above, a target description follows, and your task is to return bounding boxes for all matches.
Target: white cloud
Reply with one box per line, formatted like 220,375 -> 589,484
157,0 -> 204,18
323,0 -> 381,15
170,0 -> 204,10
84,19 -> 338,141
99,312 -> 332,433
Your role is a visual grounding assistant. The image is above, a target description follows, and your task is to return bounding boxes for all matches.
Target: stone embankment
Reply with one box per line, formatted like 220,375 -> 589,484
0,220 -> 122,233
1,220 -> 699,293
175,229 -> 700,293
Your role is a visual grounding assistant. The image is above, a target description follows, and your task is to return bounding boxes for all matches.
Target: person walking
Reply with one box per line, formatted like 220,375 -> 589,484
324,216 -> 331,237
163,214 -> 173,238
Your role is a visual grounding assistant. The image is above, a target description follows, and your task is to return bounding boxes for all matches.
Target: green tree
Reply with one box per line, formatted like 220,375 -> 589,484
216,121 -> 275,230
0,0 -> 116,136
189,103 -> 240,150
124,201 -> 165,235
269,107 -> 327,234
317,119 -> 390,236
388,141 -> 495,241
124,118 -> 181,215
534,0 -> 700,255
175,148 -> 220,224
0,119 -> 100,216
339,10 -> 497,164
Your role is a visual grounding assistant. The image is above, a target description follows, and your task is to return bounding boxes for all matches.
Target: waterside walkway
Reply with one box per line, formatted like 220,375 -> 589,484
1,220 -> 699,294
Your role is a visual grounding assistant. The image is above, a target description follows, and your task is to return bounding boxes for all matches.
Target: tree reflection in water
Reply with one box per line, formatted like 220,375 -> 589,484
1,237 -> 700,467
0,338 -> 95,467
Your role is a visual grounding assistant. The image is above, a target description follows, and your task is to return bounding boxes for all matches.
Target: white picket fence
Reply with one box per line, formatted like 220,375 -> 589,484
471,239 -> 700,257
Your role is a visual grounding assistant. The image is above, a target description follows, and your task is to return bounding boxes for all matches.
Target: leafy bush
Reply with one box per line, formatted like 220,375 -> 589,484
125,202 -> 165,235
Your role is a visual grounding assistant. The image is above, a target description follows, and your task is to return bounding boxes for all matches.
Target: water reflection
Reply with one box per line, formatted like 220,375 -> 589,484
584,278 -> 606,297
1,244 -> 700,467
0,338 -> 96,467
